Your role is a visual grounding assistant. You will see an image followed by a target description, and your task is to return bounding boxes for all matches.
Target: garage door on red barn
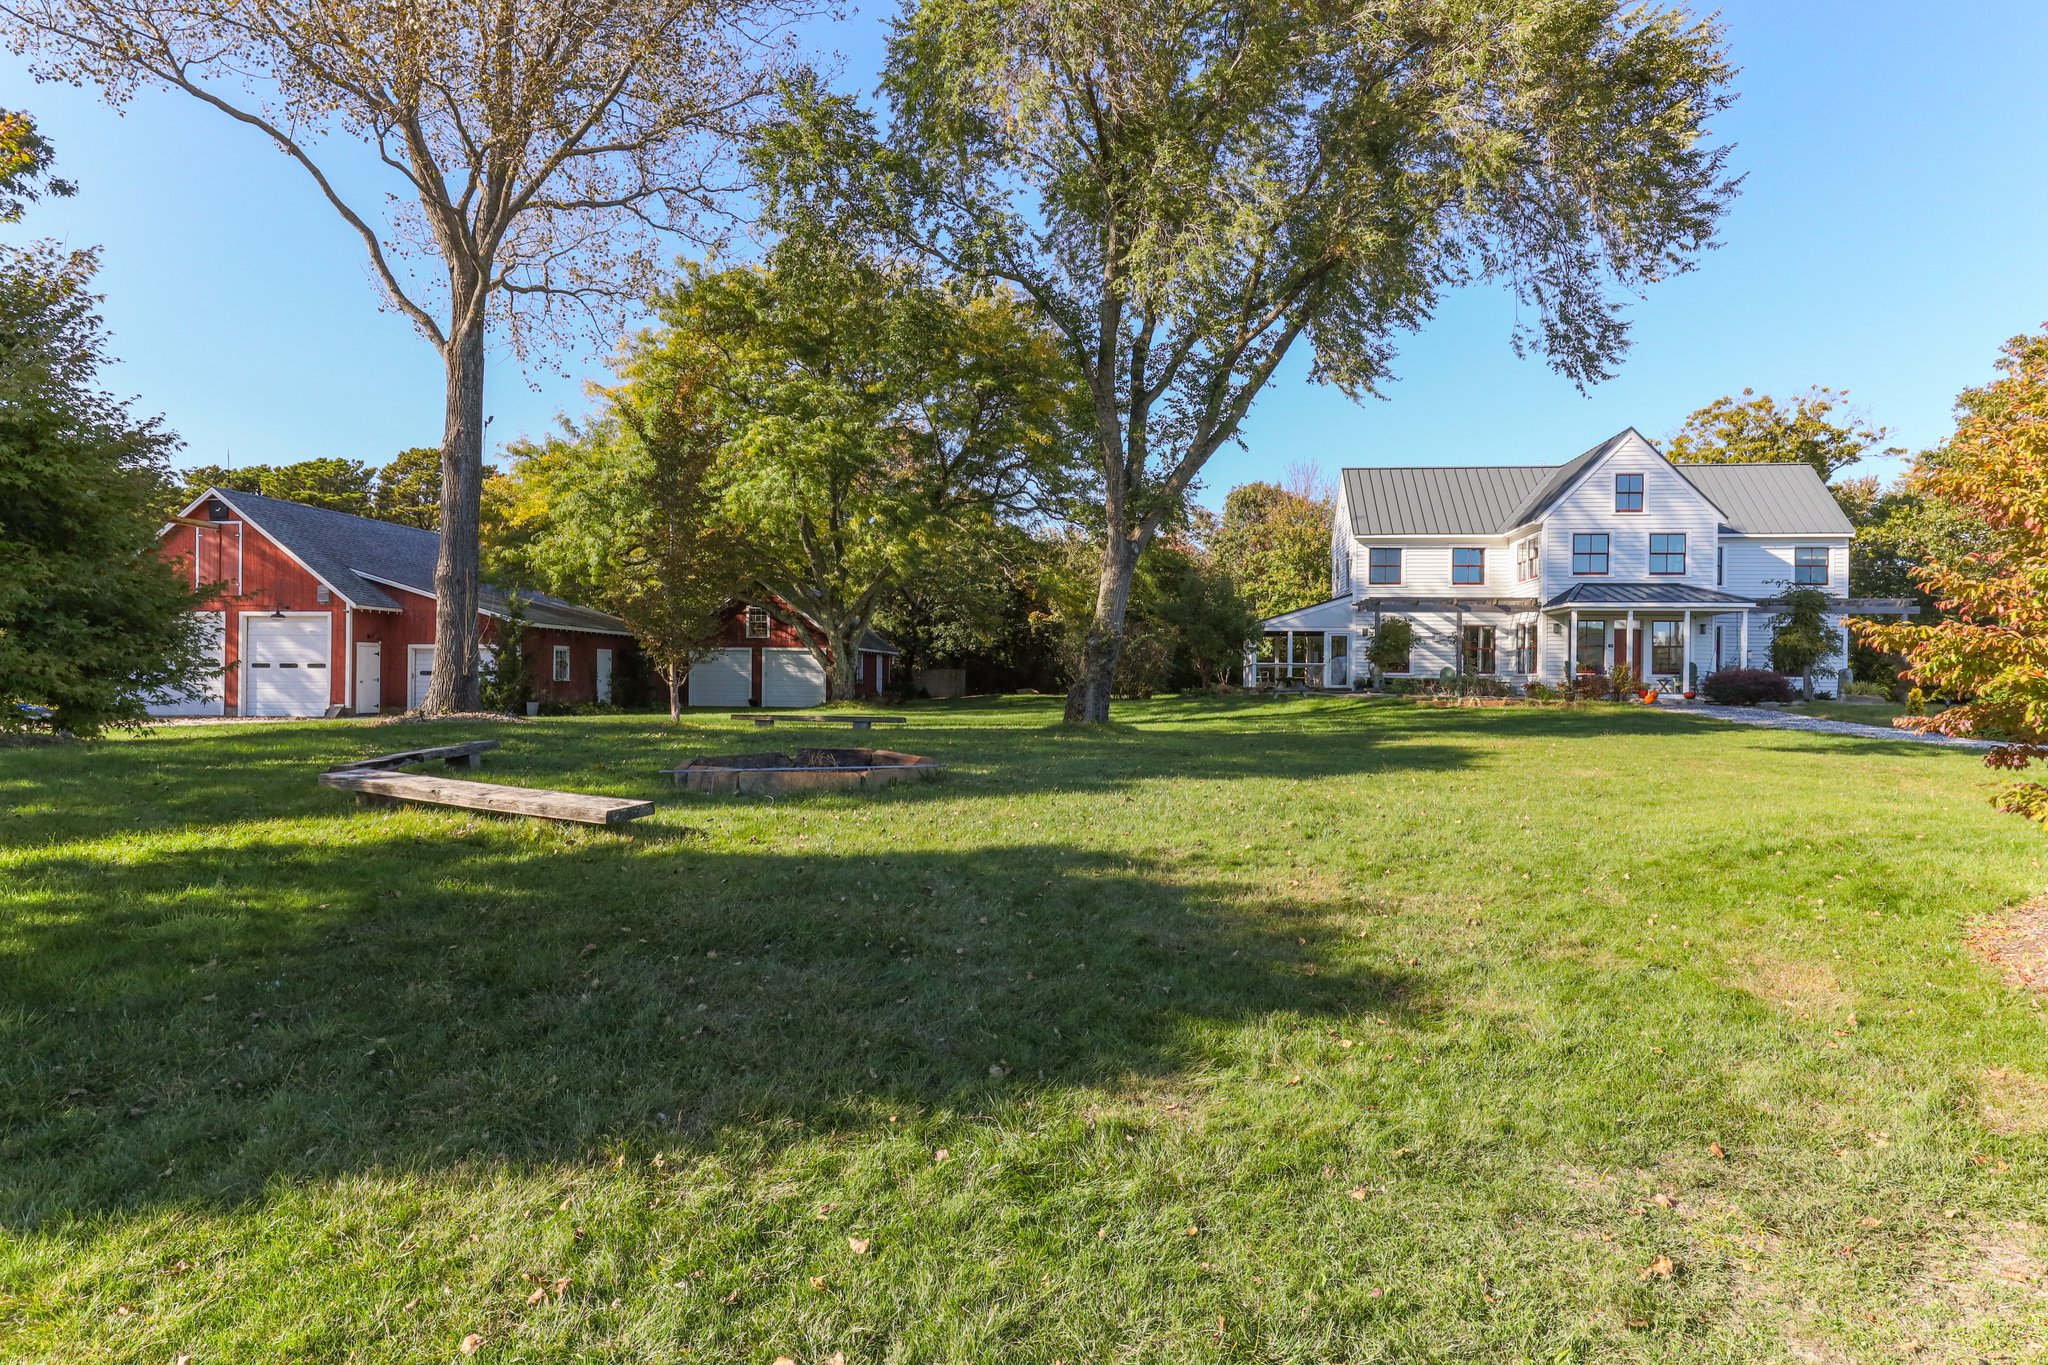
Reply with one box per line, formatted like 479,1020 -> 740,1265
244,614 -> 331,716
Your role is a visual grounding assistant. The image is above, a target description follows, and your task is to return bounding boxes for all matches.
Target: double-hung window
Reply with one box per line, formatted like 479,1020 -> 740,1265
1571,533 -> 1610,575
744,606 -> 771,638
1368,547 -> 1403,585
1515,537 -> 1538,581
1452,548 -> 1485,585
1649,533 -> 1686,575
1614,473 -> 1644,513
552,645 -> 572,682
1794,546 -> 1829,586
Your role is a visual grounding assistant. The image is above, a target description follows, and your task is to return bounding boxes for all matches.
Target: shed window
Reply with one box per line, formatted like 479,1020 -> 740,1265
1367,547 -> 1403,585
1794,546 -> 1829,586
744,607 -> 771,638
1615,473 -> 1644,512
1452,548 -> 1485,585
552,645 -> 571,682
1649,533 -> 1686,576
1571,533 -> 1610,576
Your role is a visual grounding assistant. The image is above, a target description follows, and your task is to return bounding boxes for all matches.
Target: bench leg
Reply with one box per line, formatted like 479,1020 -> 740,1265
445,753 -> 481,769
852,720 -> 871,730
753,717 -> 774,728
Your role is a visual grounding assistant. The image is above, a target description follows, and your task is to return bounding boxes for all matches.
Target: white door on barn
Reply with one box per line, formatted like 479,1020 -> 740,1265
408,645 -> 435,710
354,641 -> 382,714
595,648 -> 614,703
760,648 -> 827,708
147,611 -> 227,715
244,614 -> 331,716
686,648 -> 753,707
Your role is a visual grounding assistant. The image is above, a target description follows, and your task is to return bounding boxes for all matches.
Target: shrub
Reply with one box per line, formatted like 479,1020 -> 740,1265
1523,681 -> 1556,701
1609,661 -> 1641,701
1701,667 -> 1795,705
1846,680 -> 1893,699
1905,687 -> 1927,716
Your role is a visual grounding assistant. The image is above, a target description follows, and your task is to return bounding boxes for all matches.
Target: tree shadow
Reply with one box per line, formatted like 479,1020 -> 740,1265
0,832 -> 1412,1226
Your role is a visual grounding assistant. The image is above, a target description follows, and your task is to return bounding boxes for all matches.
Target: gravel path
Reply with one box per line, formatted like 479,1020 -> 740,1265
1676,704 -> 1998,749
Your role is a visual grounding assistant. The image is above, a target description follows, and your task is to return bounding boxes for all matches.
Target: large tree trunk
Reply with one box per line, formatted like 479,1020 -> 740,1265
1064,533 -> 1139,724
823,619 -> 862,702
668,666 -> 683,723
422,314 -> 486,714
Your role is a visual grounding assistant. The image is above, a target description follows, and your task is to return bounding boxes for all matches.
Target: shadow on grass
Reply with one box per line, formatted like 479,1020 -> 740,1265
0,831 -> 1411,1226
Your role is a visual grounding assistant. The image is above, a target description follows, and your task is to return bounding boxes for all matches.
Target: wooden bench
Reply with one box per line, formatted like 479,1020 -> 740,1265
728,714 -> 908,731
333,739 -> 501,771
319,768 -> 654,826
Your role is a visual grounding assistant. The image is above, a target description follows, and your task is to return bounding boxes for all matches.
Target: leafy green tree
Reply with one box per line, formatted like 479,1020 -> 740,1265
257,457 -> 375,515
480,596 -> 533,713
784,0 -> 1739,721
1146,544 -> 1261,689
1213,469 -> 1336,619
0,108 -> 73,220
7,0 -> 802,714
1864,330 -> 2048,823
1,121 -> 206,736
1668,387 -> 1900,483
1768,587 -> 1842,700
874,521 -> 1068,696
630,233 -> 1082,700
374,447 -> 442,529
1366,617 -> 1415,683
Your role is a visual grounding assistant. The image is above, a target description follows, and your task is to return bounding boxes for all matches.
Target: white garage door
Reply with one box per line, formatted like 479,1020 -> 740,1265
761,648 -> 827,708
146,611 -> 227,716
687,648 -> 753,707
244,615 -> 331,717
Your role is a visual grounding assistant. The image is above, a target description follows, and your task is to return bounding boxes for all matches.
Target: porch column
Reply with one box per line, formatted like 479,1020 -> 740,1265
1681,609 -> 1692,690
1739,612 -> 1750,668
1285,630 -> 1295,683
1625,609 -> 1636,671
1455,602 -> 1466,677
1568,609 -> 1579,676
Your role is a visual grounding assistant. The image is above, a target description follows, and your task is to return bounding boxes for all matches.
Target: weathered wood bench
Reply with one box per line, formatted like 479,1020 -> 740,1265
318,768 -> 653,826
333,739 -> 501,771
728,714 -> 908,731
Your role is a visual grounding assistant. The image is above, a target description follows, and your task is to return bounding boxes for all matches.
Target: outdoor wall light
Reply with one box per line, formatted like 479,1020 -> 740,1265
271,607 -> 287,618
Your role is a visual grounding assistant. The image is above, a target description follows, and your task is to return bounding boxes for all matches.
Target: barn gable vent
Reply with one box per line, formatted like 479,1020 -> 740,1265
315,586 -> 331,604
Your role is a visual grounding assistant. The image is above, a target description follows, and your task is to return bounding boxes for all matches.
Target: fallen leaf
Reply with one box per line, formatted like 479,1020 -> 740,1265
1184,1226 -> 1201,1237
1859,1216 -> 1883,1229
1347,1187 -> 1369,1201
809,1276 -> 827,1291
847,1236 -> 871,1255
526,1287 -> 547,1305
1640,1255 -> 1675,1281
1651,1193 -> 1676,1209
460,1333 -> 484,1356
1708,1141 -> 1726,1160
934,1148 -> 950,1163
827,1355 -> 847,1365
1286,1074 -> 1301,1086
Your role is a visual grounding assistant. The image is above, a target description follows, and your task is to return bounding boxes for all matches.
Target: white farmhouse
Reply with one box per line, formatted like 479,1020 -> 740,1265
1252,428 -> 1913,693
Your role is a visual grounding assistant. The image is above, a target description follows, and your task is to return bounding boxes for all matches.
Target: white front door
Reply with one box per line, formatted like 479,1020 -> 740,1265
354,642 -> 382,714
244,614 -> 331,716
408,645 -> 435,711
595,648 -> 614,703
761,648 -> 828,708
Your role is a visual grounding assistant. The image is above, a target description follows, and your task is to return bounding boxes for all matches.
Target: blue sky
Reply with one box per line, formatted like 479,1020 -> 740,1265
4,1 -> 2044,506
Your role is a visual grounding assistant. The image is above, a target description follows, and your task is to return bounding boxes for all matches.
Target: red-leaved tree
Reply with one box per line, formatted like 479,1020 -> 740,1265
1863,328 -> 2048,822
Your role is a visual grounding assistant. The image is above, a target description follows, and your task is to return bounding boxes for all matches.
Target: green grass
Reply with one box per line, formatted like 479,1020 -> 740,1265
2,696 -> 2045,1362
1788,701 -> 1910,725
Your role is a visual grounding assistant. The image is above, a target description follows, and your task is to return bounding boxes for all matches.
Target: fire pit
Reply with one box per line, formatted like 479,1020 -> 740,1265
663,747 -> 940,796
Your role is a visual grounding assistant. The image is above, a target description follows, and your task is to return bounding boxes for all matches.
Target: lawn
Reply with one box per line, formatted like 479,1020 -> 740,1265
2,697 -> 2044,1362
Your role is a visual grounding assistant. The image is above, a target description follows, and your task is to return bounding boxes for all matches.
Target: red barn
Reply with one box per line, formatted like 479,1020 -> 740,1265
681,600 -> 899,708
153,487 -> 635,716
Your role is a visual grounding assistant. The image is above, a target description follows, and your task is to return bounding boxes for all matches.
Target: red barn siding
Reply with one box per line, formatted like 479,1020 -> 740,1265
160,516 -> 347,711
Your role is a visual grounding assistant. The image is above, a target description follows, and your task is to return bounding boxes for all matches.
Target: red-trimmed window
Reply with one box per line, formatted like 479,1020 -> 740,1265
1649,533 -> 1686,575
1615,473 -> 1644,512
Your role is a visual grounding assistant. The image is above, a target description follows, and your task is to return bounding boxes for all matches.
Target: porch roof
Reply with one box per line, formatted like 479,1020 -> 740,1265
1543,582 -> 1756,610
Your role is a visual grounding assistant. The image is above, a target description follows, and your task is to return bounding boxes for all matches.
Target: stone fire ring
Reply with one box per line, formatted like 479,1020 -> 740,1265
664,747 -> 941,796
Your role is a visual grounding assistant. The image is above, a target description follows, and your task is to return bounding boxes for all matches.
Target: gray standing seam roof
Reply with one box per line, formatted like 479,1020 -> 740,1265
1341,430 -> 1846,539
1543,582 -> 1757,608
1674,464 -> 1855,536
211,488 -> 630,634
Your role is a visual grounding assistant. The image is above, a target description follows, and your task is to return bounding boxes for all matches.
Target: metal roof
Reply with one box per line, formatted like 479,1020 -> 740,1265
1543,582 -> 1757,608
1339,430 -> 1847,539
1341,465 -> 1553,536
1674,464 -> 1855,535
211,488 -> 630,634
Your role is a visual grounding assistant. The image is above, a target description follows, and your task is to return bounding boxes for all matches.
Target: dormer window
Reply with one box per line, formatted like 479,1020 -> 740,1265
1452,548 -> 1485,585
1515,538 -> 1538,581
1614,473 -> 1644,513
